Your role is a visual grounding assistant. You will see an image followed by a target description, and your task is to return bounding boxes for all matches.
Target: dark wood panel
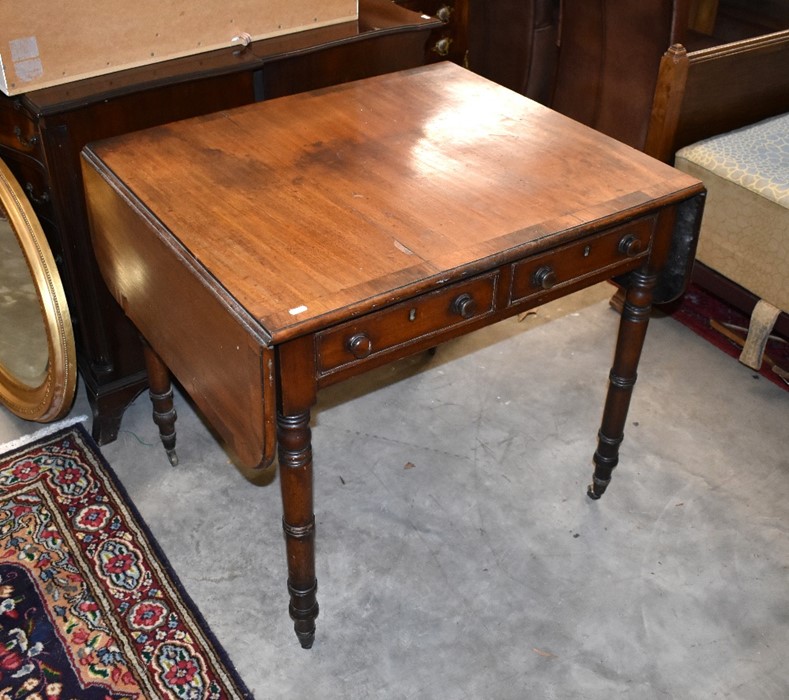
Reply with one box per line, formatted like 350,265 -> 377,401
466,0 -> 560,104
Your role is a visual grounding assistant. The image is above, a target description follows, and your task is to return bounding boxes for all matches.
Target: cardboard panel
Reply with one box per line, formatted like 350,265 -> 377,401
0,0 -> 358,95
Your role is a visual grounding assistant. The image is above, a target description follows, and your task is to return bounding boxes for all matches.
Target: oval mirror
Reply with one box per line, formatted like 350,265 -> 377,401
0,157 -> 76,422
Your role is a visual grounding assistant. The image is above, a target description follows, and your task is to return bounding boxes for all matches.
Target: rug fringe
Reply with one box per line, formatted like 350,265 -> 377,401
0,414 -> 90,454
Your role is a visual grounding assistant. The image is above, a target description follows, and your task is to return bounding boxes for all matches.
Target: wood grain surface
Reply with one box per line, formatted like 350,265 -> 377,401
85,63 -> 700,342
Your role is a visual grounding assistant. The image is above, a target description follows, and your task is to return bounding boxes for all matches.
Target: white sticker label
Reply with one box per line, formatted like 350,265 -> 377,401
9,36 -> 43,84
14,58 -> 43,83
10,36 -> 39,62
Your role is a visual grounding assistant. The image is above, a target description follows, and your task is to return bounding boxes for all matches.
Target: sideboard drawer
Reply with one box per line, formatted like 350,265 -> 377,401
509,217 -> 653,305
0,102 -> 42,157
317,272 -> 498,374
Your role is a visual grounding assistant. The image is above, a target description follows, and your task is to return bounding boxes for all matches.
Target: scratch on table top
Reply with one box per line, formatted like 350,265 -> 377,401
393,239 -> 414,255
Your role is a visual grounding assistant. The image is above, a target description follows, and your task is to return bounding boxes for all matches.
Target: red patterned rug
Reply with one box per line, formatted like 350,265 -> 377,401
0,424 -> 252,699
669,283 -> 788,392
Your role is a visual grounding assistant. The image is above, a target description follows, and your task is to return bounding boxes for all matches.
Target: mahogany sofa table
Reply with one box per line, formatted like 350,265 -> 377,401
81,63 -> 705,648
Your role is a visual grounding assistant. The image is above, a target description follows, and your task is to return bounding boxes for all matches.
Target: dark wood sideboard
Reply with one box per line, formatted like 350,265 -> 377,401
0,0 -> 441,443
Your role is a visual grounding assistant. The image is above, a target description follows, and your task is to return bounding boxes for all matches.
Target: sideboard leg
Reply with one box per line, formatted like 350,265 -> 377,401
277,410 -> 319,649
589,270 -> 656,500
86,371 -> 148,445
141,338 -> 178,466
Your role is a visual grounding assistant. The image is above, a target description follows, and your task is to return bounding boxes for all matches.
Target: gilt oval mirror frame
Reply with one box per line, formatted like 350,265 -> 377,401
0,157 -> 76,422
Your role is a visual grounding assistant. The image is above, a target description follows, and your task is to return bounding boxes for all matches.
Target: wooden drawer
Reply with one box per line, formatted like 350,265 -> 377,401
509,217 -> 653,305
317,272 -> 498,375
0,148 -> 51,216
0,100 -> 42,156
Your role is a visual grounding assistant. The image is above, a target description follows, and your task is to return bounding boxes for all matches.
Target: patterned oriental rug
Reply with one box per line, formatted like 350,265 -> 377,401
0,424 -> 252,699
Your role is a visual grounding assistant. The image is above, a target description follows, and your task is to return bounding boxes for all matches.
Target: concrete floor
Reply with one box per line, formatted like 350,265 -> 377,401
2,284 -> 788,699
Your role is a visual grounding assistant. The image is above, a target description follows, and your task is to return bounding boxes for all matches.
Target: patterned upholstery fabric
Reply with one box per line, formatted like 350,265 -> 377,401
675,113 -> 788,314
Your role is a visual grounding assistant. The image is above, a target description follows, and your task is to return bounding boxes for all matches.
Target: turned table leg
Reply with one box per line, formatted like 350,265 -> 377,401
141,338 -> 178,466
588,269 -> 656,500
277,409 -> 319,648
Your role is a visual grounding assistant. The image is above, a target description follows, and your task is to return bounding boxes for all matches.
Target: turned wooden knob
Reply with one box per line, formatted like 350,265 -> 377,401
436,5 -> 452,22
433,38 -> 451,56
451,293 -> 477,319
618,234 -> 642,257
533,265 -> 557,290
347,333 -> 373,359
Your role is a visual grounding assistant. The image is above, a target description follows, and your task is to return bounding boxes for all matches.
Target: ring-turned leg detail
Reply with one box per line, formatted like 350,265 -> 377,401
589,270 -> 656,499
277,410 -> 319,648
141,338 -> 178,466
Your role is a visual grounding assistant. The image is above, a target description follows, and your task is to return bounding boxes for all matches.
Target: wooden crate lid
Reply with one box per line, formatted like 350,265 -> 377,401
0,0 -> 357,95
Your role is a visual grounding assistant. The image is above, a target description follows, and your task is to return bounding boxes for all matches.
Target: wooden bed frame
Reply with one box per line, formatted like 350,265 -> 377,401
643,29 -> 789,337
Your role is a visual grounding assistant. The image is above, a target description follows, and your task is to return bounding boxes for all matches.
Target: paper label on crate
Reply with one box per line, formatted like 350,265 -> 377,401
9,36 -> 43,83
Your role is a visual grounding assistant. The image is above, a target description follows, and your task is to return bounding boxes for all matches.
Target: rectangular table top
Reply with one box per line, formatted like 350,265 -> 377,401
82,62 -> 701,344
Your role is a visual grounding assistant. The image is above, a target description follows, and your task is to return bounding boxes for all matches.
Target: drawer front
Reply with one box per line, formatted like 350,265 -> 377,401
0,99 -> 42,157
509,218 -> 653,305
317,272 -> 498,375
0,148 -> 52,217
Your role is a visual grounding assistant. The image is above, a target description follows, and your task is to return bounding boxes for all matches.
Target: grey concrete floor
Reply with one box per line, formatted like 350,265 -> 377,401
2,284 -> 788,699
